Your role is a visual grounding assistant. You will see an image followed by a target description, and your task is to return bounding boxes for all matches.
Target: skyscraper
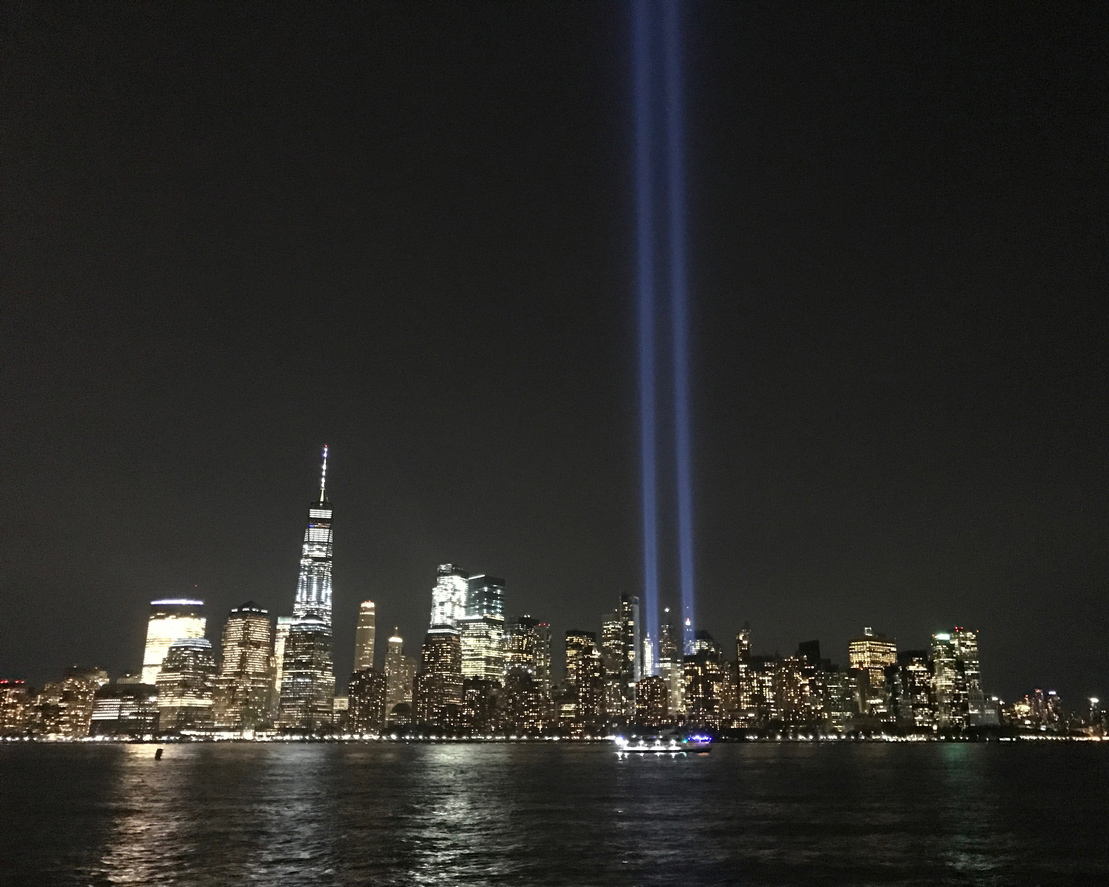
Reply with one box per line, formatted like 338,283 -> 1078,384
429,564 -> 469,631
459,575 -> 505,683
416,631 -> 462,728
141,599 -> 205,686
683,641 -> 725,730
347,668 -> 387,735
353,600 -> 376,671
658,608 -> 684,715
563,630 -> 603,734
600,611 -> 625,723
932,626 -> 984,730
848,627 -> 897,716
504,615 -> 551,694
415,565 -> 466,729
619,594 -> 642,683
214,602 -> 274,732
279,447 -> 336,731
384,629 -> 416,723
157,638 -> 217,732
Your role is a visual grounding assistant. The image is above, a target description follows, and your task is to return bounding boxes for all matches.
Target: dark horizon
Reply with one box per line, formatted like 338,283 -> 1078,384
2,2 -> 1105,704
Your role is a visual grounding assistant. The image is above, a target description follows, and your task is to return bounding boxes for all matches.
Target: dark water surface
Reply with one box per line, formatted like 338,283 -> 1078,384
2,741 -> 1107,886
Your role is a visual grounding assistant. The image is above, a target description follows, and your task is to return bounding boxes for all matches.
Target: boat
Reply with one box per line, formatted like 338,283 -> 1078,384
614,731 -> 712,756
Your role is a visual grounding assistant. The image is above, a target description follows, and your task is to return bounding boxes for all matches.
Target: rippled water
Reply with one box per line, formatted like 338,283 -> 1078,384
2,741 -> 1107,885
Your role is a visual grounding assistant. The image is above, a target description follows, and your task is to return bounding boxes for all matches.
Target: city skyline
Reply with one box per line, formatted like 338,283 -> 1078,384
0,438 -> 1099,739
2,4 -> 1104,707
1,438 -> 1103,708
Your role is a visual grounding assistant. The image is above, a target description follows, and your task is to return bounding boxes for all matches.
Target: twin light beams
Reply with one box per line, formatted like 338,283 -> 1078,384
634,0 -> 696,665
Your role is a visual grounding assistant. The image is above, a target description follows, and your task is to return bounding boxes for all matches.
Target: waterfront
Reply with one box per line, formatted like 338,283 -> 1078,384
2,742 -> 1107,885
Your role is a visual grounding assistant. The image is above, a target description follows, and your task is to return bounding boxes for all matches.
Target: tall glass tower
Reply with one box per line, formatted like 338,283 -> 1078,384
459,575 -> 505,683
279,447 -> 336,731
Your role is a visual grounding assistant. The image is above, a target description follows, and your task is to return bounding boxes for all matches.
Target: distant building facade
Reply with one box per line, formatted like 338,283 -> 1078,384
142,599 -> 205,686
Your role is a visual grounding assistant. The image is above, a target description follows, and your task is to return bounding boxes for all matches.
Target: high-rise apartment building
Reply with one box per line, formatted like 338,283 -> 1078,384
347,668 -> 387,735
353,600 -> 376,671
460,575 -> 505,683
634,675 -> 669,727
384,629 -> 416,723
214,602 -> 274,732
279,447 -> 336,731
141,599 -> 205,685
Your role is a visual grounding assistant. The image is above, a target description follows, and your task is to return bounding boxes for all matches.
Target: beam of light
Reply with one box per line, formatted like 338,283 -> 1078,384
664,0 -> 696,655
634,0 -> 659,674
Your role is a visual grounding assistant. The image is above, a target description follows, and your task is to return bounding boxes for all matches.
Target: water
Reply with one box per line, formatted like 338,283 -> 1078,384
2,741 -> 1107,886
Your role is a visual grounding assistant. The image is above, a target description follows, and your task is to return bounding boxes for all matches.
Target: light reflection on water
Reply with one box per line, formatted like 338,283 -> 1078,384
1,742 -> 1107,885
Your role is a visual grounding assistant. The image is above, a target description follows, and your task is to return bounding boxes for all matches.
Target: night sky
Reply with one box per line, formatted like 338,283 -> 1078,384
2,2 -> 1105,703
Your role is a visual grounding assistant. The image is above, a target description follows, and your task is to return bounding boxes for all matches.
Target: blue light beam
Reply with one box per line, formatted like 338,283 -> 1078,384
634,0 -> 660,673
664,0 -> 696,655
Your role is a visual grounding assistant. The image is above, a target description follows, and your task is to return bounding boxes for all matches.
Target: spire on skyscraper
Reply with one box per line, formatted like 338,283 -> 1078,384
278,447 -> 336,730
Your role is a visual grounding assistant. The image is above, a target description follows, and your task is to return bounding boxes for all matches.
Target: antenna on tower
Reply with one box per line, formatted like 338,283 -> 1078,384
320,444 -> 329,500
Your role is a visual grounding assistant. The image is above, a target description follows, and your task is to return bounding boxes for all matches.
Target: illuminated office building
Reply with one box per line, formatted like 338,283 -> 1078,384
90,683 -> 159,738
619,594 -> 642,683
156,638 -> 217,732
683,638 -> 725,730
890,649 -> 934,731
141,598 -> 205,685
658,609 -> 684,714
848,627 -> 897,715
953,626 -> 986,724
384,629 -> 417,723
600,612 -> 626,722
460,575 -> 505,683
214,602 -> 274,732
460,619 -> 505,683
414,564 -> 466,728
415,630 -> 462,728
932,626 -> 985,730
353,600 -> 376,671
279,448 -> 336,730
429,564 -> 469,632
504,615 -> 551,694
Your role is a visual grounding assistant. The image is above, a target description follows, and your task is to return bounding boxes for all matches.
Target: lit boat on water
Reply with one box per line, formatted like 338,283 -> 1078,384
614,733 -> 712,756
